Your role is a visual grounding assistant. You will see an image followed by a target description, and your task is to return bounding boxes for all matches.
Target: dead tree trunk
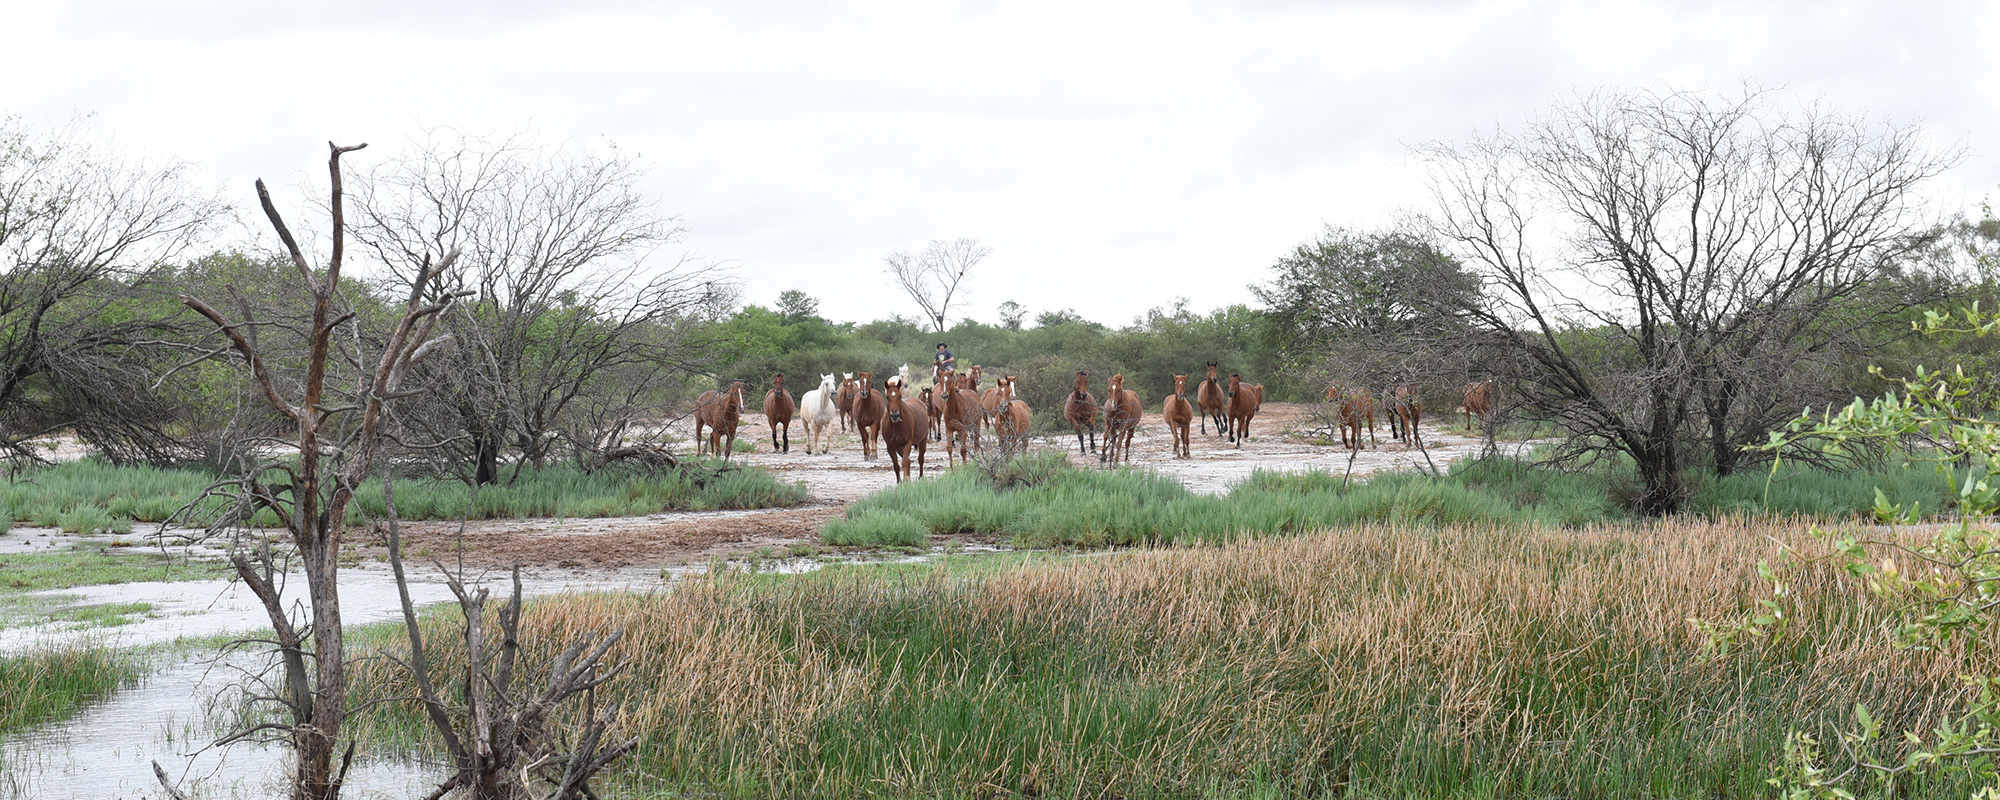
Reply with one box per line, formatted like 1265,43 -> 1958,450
175,141 -> 461,800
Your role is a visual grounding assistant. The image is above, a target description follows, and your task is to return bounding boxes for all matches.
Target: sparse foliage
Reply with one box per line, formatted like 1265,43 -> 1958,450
167,142 -> 463,800
346,128 -> 729,484
885,237 -> 989,334
1422,87 -> 1955,513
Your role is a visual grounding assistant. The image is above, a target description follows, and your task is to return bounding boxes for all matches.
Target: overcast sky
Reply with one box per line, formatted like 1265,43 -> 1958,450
5,0 -> 1998,328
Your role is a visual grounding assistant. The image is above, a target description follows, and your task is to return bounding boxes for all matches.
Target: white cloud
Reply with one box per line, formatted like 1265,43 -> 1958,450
4,0 -> 1997,327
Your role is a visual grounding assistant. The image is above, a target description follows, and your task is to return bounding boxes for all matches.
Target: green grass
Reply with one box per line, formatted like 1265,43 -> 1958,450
0,545 -> 228,594
0,643 -> 135,733
822,450 -> 1626,548
823,449 -> 1970,550
0,457 -> 810,532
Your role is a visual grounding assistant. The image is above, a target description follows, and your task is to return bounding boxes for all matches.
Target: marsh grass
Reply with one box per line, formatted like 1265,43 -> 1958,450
824,452 -> 1624,548
0,643 -> 134,733
349,519 -> 1985,798
0,458 -> 809,532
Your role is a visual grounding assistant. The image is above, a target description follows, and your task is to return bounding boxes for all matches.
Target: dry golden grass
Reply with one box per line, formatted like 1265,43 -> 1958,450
352,517 -> 1990,798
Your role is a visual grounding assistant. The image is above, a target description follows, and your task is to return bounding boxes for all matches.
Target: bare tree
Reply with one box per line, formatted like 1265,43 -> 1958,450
382,475 -> 637,799
885,237 -> 989,334
346,129 -> 729,484
0,115 -> 227,464
168,142 -> 462,800
1420,87 -> 1955,514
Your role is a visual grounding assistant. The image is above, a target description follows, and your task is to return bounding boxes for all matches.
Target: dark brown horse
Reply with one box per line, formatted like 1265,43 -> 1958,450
763,372 -> 795,453
1101,373 -> 1141,464
693,381 -> 747,461
835,373 -> 857,432
1225,373 -> 1260,448
1064,370 -> 1099,455
1163,374 -> 1194,459
1387,383 -> 1421,446
880,382 -> 931,482
851,371 -> 887,461
943,370 -> 985,466
1195,362 -> 1227,436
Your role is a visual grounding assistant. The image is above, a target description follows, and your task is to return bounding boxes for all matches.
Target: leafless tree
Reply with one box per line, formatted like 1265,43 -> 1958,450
0,115 -> 227,464
381,473 -> 636,799
885,237 -> 989,334
1419,87 -> 1955,514
166,142 -> 463,800
346,129 -> 729,485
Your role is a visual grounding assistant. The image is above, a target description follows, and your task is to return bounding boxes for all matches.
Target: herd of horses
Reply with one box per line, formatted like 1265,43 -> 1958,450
692,365 -> 1498,483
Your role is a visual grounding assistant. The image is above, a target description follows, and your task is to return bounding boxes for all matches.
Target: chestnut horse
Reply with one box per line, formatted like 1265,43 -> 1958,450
1163,374 -> 1194,459
835,372 -> 857,432
979,374 -> 1008,432
1064,370 -> 1099,455
880,382 -> 931,482
1387,383 -> 1422,446
851,371 -> 887,461
993,376 -> 1032,456
1460,379 -> 1495,429
1101,373 -> 1142,465
1195,362 -> 1227,436
763,372 -> 795,453
1326,383 -> 1376,451
925,363 -> 951,441
798,373 -> 838,455
693,381 -> 747,461
1225,373 -> 1260,448
943,370 -> 986,466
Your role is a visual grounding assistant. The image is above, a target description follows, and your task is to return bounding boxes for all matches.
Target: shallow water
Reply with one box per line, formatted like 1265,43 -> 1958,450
0,541 -> 990,799
0,651 -> 441,800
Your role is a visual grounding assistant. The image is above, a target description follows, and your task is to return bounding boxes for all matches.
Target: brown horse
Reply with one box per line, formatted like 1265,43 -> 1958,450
835,373 -> 857,432
880,382 -> 931,482
1195,362 -> 1227,436
1225,373 -> 1260,448
943,370 -> 985,466
979,374 -> 1009,431
1327,383 -> 1376,451
851,371 -> 887,461
763,372 -> 795,453
1163,374 -> 1194,459
1101,373 -> 1142,464
1387,383 -> 1422,446
993,376 -> 1032,456
1460,378 -> 1495,429
693,381 -> 747,461
1064,370 -> 1099,455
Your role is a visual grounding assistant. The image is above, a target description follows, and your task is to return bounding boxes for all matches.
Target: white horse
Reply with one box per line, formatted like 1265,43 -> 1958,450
897,362 -> 913,389
799,373 -> 840,455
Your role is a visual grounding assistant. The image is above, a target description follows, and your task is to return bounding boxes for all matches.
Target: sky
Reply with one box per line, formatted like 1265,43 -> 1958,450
5,0 -> 1999,328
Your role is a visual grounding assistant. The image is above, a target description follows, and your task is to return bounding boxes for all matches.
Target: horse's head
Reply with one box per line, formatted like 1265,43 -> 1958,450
968,365 -> 982,388
1206,362 -> 1218,379
856,372 -> 873,398
727,381 -> 747,409
1109,373 -> 1125,394
1174,374 -> 1188,396
820,374 -> 837,393
885,383 -> 905,422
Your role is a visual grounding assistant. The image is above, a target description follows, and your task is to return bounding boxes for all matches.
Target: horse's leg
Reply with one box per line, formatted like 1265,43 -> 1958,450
782,421 -> 790,453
